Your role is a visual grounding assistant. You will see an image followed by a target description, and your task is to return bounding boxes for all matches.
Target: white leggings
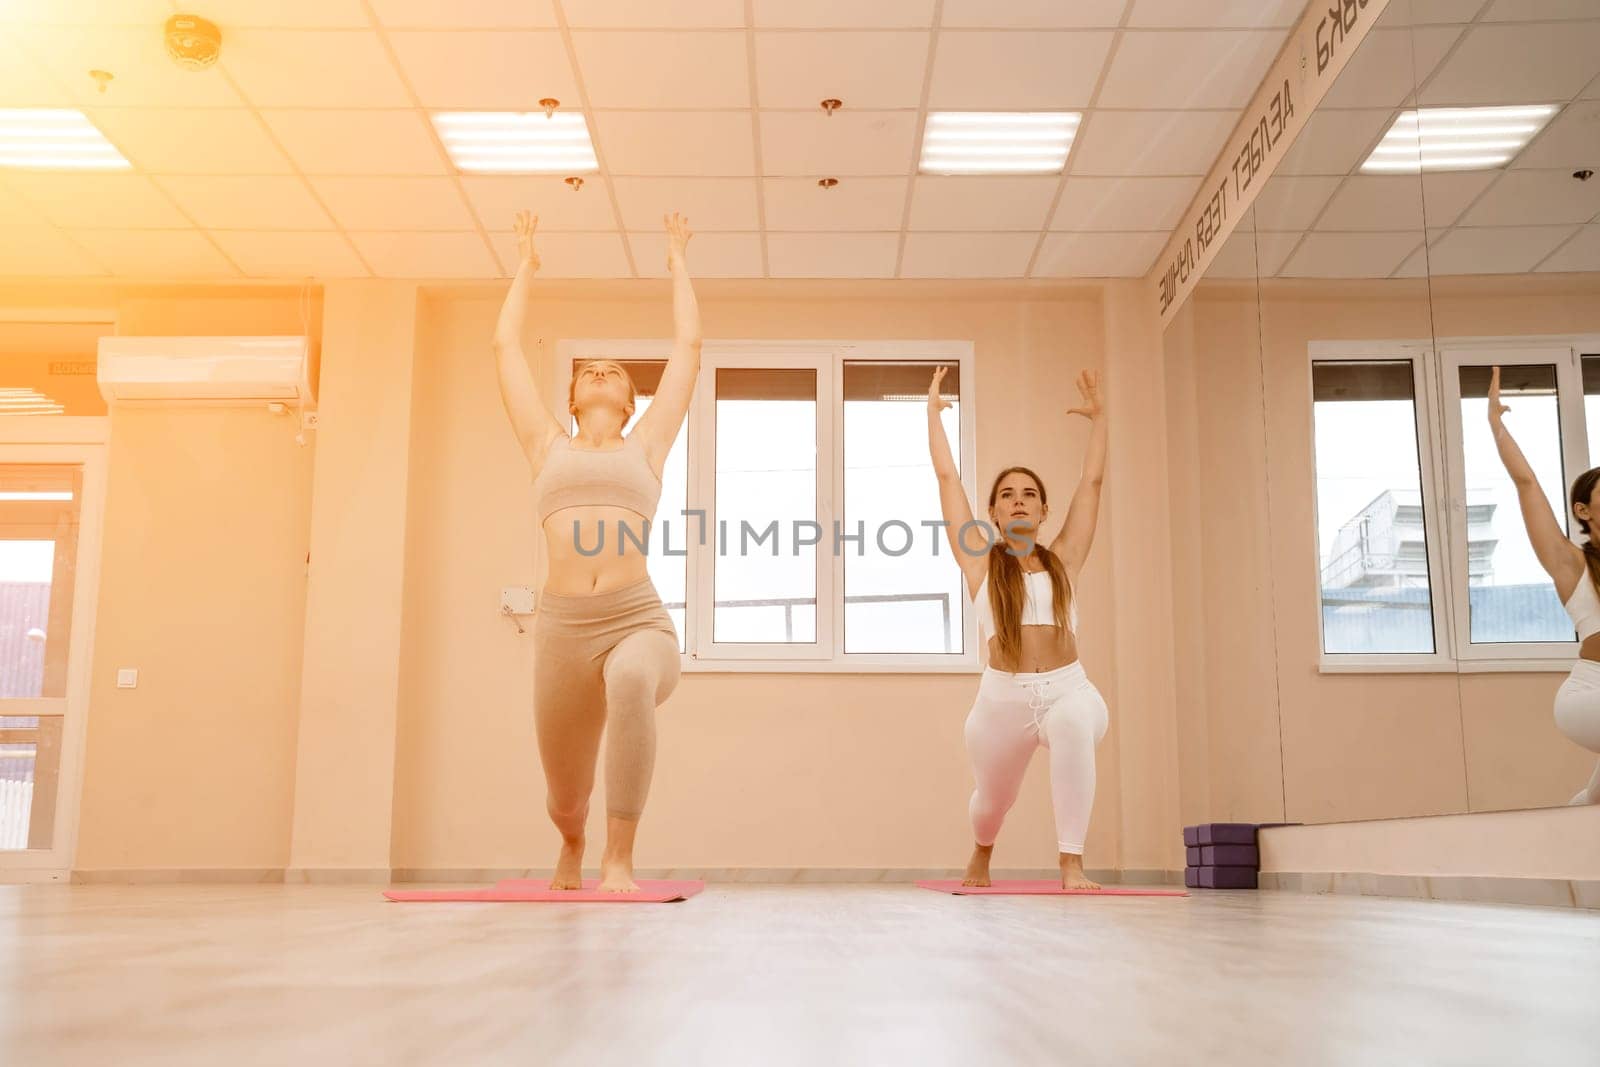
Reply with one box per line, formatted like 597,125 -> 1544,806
1554,660 -> 1600,805
965,661 -> 1109,855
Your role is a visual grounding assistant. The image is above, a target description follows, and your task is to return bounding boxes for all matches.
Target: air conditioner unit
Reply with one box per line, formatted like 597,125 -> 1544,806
96,335 -> 314,407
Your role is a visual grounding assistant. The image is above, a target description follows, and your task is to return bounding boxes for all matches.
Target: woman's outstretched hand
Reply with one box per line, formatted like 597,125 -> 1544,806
514,210 -> 540,271
1067,369 -> 1102,421
665,211 -> 693,268
1489,365 -> 1510,426
928,366 -> 952,413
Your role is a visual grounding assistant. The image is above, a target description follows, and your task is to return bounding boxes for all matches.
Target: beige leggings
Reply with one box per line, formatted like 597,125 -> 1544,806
533,578 -> 681,823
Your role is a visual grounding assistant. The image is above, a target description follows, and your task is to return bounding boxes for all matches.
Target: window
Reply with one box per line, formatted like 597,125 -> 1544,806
1311,360 -> 1439,656
562,341 -> 977,672
1309,339 -> 1598,671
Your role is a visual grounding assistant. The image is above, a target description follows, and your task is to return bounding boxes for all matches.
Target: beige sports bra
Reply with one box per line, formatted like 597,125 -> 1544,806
532,432 -> 662,525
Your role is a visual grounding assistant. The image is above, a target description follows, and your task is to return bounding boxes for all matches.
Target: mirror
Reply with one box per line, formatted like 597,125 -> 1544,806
1188,0 -> 1600,825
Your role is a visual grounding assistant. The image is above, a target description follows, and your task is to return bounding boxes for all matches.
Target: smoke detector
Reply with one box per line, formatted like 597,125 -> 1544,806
165,14 -> 222,70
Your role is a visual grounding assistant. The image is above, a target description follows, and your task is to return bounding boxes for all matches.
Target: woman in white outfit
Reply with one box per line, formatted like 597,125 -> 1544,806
1487,366 -> 1600,805
926,366 -> 1110,889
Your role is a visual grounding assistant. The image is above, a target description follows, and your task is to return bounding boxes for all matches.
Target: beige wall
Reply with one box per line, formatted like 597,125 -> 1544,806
1176,273 -> 1600,827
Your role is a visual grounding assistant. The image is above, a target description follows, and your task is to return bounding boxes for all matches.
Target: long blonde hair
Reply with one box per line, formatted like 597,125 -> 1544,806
986,465 -> 1071,669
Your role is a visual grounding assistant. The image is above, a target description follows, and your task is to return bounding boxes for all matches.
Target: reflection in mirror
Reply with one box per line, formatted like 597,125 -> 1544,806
1163,205 -> 1288,827
1248,2 -> 1466,825
1412,2 -> 1600,814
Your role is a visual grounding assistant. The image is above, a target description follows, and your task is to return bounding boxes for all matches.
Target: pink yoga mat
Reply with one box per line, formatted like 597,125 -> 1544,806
384,878 -> 704,903
916,879 -> 1188,897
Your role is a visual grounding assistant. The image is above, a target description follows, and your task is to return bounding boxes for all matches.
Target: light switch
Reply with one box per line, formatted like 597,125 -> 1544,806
116,668 -> 138,689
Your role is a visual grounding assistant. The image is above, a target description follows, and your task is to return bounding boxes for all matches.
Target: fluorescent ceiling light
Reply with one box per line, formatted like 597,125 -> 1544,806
431,112 -> 598,174
1360,104 -> 1559,174
920,112 -> 1080,176
0,109 -> 129,171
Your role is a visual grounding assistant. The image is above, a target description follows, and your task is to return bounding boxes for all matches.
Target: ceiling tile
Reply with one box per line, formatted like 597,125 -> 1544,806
222,30 -> 413,108
1483,0 -> 1599,19
940,0 -> 1125,27
1203,229 -> 1260,278
89,108 -> 291,175
1252,175 -> 1343,231
1272,109 -> 1393,177
1048,176 -> 1202,232
1097,31 -> 1284,109
69,229 -> 239,278
1392,245 -> 1429,277
1033,232 -> 1167,277
153,176 -> 334,229
759,111 -> 918,177
388,31 -> 577,109
928,32 -> 1112,110
261,110 -> 447,176
756,32 -> 928,110
628,232 -> 764,277
199,0 -> 370,26
3,173 -> 191,229
0,1 -> 170,25
0,182 -> 41,225
1315,175 -> 1426,231
1254,231 -> 1302,275
592,112 -> 756,177
562,0 -> 744,27
1068,110 -> 1239,176
367,0 -> 559,27
0,227 -> 104,276
209,231 -> 370,278
901,232 -> 1037,277
766,233 -> 899,277
488,231 -> 632,277
610,177 -> 760,231
1279,231 -> 1423,277
1512,101 -> 1600,170
751,0 -> 935,28
576,32 -> 749,109
309,177 -> 476,230
1127,0 -> 1304,28
1534,225 -> 1600,272
1419,22 -> 1600,106
0,36 -> 72,107
907,176 -> 1057,231
25,26 -> 246,108
1320,28 -> 1463,109
1427,225 -> 1578,273
352,232 -> 500,278
1420,170 -> 1500,227
458,176 -> 620,232
764,178 -> 907,231
1461,169 -> 1600,226
1376,0 -> 1488,26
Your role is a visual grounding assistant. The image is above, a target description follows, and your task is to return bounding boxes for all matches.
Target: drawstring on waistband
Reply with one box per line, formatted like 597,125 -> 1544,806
1023,678 -> 1052,739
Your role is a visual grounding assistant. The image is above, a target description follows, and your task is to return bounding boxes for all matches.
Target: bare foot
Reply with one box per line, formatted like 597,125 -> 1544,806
598,814 -> 640,893
598,856 -> 638,893
1060,852 -> 1101,891
550,836 -> 585,890
962,843 -> 994,887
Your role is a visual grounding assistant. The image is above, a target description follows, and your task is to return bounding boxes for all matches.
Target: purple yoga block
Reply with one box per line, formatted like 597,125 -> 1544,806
1200,844 -> 1259,867
1195,823 -> 1258,847
1186,846 -> 1202,866
1197,866 -> 1257,889
1185,866 -> 1200,888
1183,826 -> 1201,847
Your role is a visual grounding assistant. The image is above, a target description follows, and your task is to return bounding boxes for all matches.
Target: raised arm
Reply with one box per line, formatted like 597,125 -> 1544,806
928,367 -> 986,599
1489,365 -> 1584,596
1049,370 -> 1107,580
492,210 -> 563,470
632,212 -> 701,473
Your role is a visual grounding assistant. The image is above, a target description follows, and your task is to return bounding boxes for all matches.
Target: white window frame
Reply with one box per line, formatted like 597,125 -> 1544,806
558,339 -> 981,673
1309,335 -> 1600,674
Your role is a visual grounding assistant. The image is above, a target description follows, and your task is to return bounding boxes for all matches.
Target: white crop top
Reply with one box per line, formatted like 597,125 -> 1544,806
1564,573 -> 1600,642
974,568 -> 1077,640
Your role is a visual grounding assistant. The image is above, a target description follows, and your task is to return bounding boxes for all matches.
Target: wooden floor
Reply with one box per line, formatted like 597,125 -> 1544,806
2,883 -> 1596,1064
